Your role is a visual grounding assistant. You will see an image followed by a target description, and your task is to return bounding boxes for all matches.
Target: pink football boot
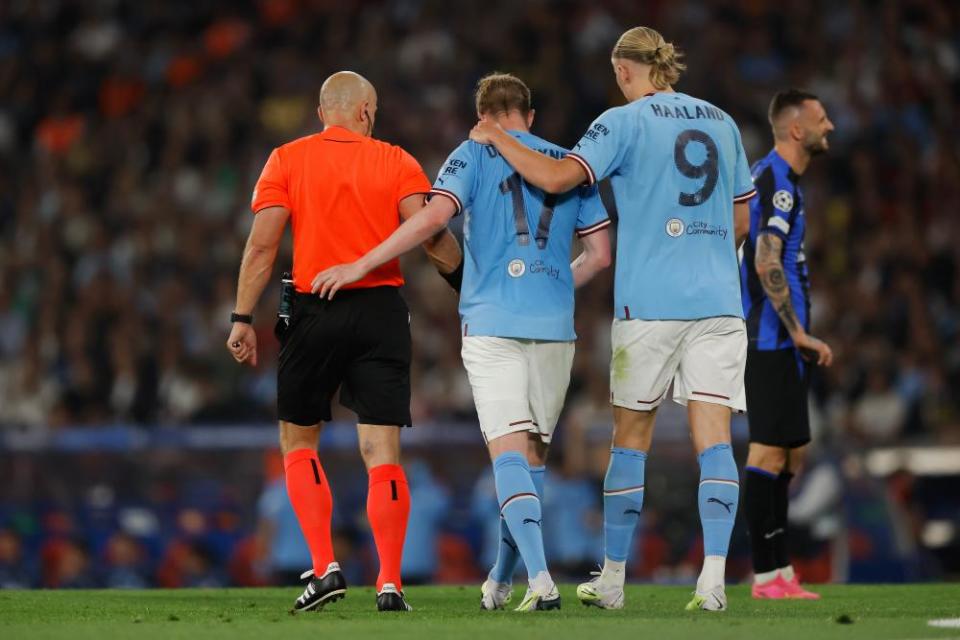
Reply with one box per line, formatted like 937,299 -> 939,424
751,575 -> 790,599
778,574 -> 821,600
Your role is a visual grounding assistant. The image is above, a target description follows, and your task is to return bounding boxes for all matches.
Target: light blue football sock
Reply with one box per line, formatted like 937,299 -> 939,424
698,443 -> 740,557
490,465 -> 545,583
493,452 -> 547,579
603,447 -> 647,563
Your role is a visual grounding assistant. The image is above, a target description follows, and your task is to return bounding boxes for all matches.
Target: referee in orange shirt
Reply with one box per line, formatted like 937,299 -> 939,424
227,71 -> 461,613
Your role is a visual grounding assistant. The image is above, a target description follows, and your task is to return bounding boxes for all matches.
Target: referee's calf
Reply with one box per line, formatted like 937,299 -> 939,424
227,71 -> 461,613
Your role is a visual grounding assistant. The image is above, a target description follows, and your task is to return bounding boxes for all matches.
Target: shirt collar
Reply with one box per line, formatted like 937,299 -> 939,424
772,149 -> 800,183
323,125 -> 364,142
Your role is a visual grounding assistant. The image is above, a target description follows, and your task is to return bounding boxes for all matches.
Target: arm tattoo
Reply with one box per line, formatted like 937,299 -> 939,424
755,233 -> 801,334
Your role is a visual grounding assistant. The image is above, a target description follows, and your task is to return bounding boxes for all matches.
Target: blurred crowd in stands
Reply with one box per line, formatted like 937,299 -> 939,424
1,0 -> 959,587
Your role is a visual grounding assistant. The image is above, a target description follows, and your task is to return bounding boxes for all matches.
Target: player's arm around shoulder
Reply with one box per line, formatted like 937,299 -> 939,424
469,121 -> 586,194
400,193 -> 463,287
311,194 -> 458,299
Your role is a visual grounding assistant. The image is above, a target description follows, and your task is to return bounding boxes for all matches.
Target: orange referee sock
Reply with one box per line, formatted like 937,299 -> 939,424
284,448 -> 335,576
367,464 -> 410,591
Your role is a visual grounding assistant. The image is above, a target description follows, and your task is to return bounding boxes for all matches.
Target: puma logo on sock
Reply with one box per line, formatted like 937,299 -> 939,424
707,497 -> 734,513
522,518 -> 542,527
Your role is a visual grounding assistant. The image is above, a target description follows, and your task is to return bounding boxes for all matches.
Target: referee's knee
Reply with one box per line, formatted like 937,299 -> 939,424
357,424 -> 401,469
279,420 -> 322,455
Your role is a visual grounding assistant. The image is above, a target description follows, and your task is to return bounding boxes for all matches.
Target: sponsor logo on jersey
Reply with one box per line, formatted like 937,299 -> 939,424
666,218 -> 685,237
686,220 -> 728,239
582,122 -> 610,141
507,259 -> 525,278
529,260 -> 559,280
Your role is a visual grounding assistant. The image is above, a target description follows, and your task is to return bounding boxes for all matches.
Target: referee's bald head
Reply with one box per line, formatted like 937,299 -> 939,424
318,71 -> 377,136
320,71 -> 375,112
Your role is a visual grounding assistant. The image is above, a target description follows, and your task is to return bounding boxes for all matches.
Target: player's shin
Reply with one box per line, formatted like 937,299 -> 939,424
697,444 -> 739,590
774,470 -> 794,573
493,452 -> 551,588
601,447 -> 646,586
744,466 -> 780,582
490,465 -> 544,584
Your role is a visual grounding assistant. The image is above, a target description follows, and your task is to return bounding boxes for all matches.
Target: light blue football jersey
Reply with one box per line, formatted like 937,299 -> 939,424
568,92 -> 756,320
430,131 -> 610,341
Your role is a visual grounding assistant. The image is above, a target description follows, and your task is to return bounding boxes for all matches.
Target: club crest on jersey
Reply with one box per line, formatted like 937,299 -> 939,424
773,190 -> 794,213
507,259 -> 525,278
665,218 -> 685,237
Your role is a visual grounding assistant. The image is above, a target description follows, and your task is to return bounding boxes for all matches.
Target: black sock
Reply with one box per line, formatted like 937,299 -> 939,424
744,467 -> 780,575
774,471 -> 794,569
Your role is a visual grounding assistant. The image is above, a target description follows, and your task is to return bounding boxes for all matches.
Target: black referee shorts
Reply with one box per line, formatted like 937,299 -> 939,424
277,287 -> 412,428
744,348 -> 811,449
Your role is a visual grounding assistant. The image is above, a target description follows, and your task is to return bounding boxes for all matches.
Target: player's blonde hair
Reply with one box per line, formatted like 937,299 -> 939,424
475,72 -> 531,117
611,27 -> 686,90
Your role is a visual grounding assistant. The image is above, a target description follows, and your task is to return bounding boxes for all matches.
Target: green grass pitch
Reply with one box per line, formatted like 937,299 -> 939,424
1,584 -> 958,640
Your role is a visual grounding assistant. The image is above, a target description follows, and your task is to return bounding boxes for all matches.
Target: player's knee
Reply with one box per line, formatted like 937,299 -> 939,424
526,435 -> 549,467
611,414 -> 655,451
787,446 -> 807,474
747,444 -> 786,474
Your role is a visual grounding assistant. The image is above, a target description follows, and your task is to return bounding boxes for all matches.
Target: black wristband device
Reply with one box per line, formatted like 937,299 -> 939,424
230,312 -> 253,324
440,259 -> 464,294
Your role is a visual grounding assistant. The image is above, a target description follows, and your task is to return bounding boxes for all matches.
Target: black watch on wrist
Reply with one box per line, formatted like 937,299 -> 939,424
231,312 -> 253,324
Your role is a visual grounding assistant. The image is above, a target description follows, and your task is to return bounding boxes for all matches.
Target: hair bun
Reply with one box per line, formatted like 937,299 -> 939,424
654,43 -> 674,65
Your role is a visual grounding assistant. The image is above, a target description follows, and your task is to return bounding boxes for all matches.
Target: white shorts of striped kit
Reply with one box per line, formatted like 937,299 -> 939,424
461,336 -> 575,445
610,316 -> 747,413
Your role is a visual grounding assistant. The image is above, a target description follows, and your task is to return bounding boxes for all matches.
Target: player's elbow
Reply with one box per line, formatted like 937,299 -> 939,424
592,247 -> 612,270
597,252 -> 612,270
423,207 -> 452,235
754,260 -> 774,278
246,238 -> 278,260
542,173 -> 572,195
541,178 -> 565,195
735,219 -> 749,241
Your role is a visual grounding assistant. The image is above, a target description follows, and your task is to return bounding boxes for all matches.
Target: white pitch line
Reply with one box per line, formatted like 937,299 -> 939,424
927,617 -> 960,628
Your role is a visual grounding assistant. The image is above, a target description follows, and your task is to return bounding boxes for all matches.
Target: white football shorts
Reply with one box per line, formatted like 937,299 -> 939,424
461,336 -> 575,444
610,316 -> 747,412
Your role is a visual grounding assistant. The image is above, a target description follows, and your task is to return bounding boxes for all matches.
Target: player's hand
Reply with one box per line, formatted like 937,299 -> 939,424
794,332 -> 833,366
469,119 -> 504,145
227,322 -> 258,366
311,261 -> 369,299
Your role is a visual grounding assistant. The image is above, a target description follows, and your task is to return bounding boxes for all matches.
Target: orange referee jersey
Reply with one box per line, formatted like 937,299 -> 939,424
251,125 -> 431,292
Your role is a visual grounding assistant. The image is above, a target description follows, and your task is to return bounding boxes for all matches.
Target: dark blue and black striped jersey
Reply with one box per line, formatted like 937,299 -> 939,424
740,149 -> 809,350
